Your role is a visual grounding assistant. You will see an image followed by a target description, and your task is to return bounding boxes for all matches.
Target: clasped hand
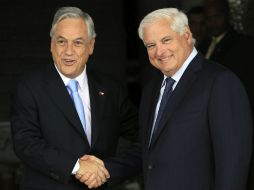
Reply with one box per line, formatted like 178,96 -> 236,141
75,155 -> 110,189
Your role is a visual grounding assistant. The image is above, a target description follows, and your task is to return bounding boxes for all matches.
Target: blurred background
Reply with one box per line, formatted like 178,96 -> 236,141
0,0 -> 253,189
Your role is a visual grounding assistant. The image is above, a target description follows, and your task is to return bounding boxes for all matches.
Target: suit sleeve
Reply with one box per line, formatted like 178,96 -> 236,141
208,71 -> 253,190
104,82 -> 142,186
11,79 -> 76,183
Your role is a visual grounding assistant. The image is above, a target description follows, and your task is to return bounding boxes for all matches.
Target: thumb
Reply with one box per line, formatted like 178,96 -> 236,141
80,154 -> 90,161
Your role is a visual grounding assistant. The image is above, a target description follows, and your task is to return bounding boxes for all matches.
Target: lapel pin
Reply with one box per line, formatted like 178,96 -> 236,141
99,91 -> 105,96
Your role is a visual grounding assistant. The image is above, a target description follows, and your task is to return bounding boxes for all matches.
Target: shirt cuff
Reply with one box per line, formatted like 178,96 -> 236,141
72,159 -> 80,175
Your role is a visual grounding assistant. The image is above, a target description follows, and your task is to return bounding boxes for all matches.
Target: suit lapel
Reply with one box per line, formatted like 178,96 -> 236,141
144,74 -> 164,148
149,53 -> 203,146
44,64 -> 89,141
87,71 -> 106,147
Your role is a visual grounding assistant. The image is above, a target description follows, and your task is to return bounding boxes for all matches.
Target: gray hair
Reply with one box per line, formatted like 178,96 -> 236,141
138,8 -> 189,40
50,7 -> 96,40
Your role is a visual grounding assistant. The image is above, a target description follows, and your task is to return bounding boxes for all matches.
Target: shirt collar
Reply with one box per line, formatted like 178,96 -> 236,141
212,32 -> 226,43
55,65 -> 88,91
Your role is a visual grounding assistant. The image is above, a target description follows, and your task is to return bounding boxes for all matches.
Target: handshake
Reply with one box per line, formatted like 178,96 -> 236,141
75,155 -> 110,189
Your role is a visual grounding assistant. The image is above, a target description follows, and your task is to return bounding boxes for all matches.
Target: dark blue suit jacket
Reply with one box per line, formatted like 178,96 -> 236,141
11,63 -> 140,190
139,53 -> 253,190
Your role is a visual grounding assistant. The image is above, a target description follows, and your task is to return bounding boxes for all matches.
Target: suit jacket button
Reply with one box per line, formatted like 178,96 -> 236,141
148,164 -> 153,169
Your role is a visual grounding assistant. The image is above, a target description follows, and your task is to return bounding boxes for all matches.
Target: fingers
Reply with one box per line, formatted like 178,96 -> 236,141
77,172 -> 105,189
75,171 -> 91,181
80,154 -> 90,161
75,155 -> 110,188
89,155 -> 105,166
79,155 -> 110,179
98,164 -> 110,179
85,173 -> 102,188
81,155 -> 105,167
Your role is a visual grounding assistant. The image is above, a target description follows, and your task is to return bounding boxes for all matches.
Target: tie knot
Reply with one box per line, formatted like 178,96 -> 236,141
67,79 -> 79,92
165,77 -> 175,89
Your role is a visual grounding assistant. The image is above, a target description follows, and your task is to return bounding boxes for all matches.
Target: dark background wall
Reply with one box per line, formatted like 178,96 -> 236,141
0,0 -> 253,189
0,0 -> 128,121
1,0 -> 253,121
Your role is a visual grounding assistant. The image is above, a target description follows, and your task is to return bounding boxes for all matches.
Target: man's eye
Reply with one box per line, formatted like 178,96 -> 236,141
146,44 -> 155,49
162,38 -> 171,44
56,40 -> 66,45
74,41 -> 84,46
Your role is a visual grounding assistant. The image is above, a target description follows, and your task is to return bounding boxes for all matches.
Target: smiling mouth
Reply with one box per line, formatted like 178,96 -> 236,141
159,54 -> 174,63
159,57 -> 169,63
63,59 -> 76,66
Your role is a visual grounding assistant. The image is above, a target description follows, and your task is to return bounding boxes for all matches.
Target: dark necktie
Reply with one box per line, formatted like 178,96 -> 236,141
150,77 -> 175,142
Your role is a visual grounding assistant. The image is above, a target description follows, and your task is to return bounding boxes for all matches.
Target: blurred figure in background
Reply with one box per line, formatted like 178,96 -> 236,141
202,1 -> 254,188
187,5 -> 209,54
203,0 -> 253,81
202,0 -> 254,117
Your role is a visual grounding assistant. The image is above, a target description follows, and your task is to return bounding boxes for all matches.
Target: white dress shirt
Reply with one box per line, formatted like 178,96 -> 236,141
149,48 -> 198,144
55,65 -> 91,174
56,66 -> 91,144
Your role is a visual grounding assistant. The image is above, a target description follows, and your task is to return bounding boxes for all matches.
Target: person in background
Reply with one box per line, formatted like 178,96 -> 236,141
202,0 -> 254,97
203,2 -> 254,186
187,5 -> 209,54
203,0 -> 253,62
138,7 -> 252,190
11,6 -> 140,190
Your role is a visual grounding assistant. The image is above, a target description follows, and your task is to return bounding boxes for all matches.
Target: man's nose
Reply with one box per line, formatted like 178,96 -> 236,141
65,43 -> 74,55
156,44 -> 166,57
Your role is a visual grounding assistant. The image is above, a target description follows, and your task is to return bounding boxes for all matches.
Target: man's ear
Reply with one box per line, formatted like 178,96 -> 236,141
89,39 -> 95,55
184,26 -> 193,44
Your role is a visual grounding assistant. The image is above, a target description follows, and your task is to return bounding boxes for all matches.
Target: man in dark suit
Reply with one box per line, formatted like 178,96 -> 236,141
187,5 -> 208,53
137,8 -> 253,190
11,7 -> 140,190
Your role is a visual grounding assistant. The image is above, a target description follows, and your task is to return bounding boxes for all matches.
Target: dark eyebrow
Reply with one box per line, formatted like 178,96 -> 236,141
54,36 -> 86,42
